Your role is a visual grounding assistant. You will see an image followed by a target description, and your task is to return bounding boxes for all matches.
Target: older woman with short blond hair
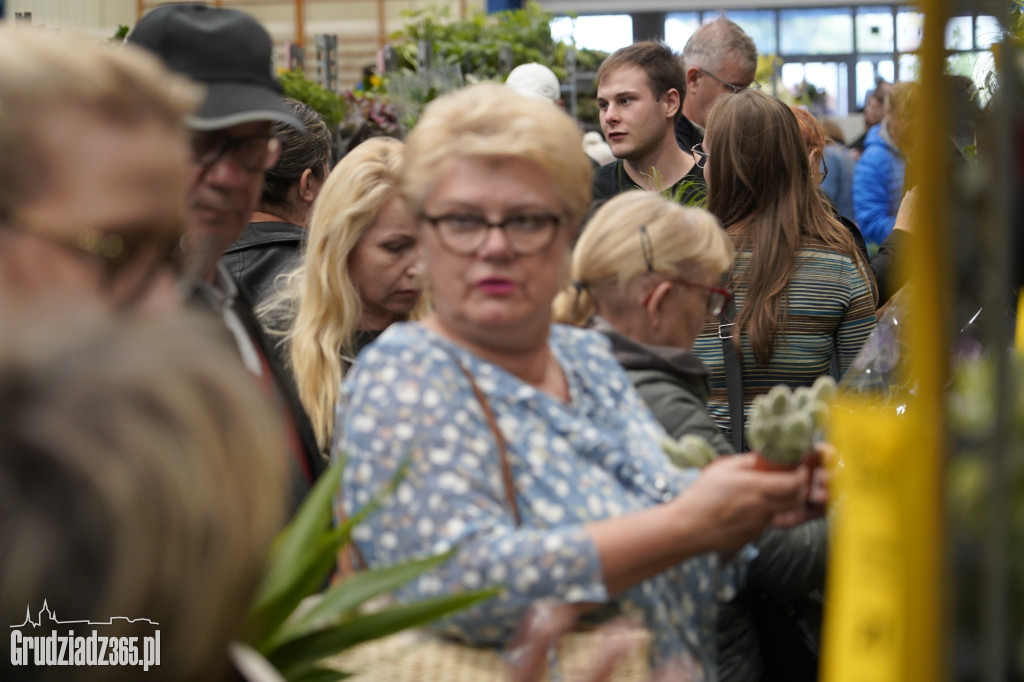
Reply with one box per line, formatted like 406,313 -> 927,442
333,83 -> 814,675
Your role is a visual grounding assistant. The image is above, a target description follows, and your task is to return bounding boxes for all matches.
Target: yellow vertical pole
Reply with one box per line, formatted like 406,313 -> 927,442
821,0 -> 948,679
1017,291 -> 1024,350
377,0 -> 387,49
899,1 -> 949,680
295,0 -> 305,60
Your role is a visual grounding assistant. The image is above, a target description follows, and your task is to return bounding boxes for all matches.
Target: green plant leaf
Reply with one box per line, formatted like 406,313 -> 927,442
291,667 -> 354,682
279,70 -> 346,130
266,550 -> 459,650
270,588 -> 501,678
245,525 -> 346,647
250,457 -> 346,615
244,454 -> 412,647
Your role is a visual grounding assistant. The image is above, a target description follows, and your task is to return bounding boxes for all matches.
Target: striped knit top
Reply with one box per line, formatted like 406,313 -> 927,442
692,240 -> 877,437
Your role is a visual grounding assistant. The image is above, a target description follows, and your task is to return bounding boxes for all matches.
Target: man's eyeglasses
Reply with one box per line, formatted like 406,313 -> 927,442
5,217 -> 185,308
190,132 -> 282,172
420,212 -> 563,256
699,68 -> 761,95
691,142 -> 710,169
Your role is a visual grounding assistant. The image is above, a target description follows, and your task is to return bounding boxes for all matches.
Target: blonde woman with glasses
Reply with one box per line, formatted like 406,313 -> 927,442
332,84 -> 821,677
556,191 -> 734,453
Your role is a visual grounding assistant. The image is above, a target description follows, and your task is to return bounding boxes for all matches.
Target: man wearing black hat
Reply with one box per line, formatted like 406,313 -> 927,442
129,4 -> 324,504
129,3 -> 306,283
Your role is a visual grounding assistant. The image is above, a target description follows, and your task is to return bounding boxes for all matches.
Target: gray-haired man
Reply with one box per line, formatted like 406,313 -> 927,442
675,18 -> 759,152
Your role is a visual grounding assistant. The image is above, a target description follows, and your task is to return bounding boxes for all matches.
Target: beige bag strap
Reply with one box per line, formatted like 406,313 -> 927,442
450,357 -> 522,527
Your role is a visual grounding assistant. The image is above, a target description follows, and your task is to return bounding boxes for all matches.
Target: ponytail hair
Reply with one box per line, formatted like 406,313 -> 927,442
552,280 -> 597,327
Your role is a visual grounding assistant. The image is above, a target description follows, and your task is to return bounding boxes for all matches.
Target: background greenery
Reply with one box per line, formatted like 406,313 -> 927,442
282,3 -> 607,149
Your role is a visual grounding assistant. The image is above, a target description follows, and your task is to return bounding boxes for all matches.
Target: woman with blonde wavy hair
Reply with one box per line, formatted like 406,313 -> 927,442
259,137 -> 423,452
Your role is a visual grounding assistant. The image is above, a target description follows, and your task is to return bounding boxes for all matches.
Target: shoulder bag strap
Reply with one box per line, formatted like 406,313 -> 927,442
720,296 -> 746,453
450,356 -> 522,527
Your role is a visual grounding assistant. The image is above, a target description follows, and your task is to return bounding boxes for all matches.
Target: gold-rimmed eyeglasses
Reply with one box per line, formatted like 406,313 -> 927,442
4,217 -> 185,308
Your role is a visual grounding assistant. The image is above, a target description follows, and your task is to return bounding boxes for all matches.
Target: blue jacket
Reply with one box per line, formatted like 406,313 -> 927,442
853,123 -> 905,244
821,142 -> 856,223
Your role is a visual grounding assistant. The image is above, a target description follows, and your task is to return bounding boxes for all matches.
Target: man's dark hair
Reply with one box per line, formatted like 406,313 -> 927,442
597,41 -> 685,120
260,99 -> 332,210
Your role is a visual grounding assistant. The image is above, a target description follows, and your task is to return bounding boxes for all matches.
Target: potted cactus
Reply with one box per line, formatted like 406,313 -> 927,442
748,376 -> 836,471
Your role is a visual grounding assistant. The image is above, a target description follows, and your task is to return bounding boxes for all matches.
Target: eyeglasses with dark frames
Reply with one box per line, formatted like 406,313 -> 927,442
190,132 -> 282,172
691,142 -> 710,169
419,212 -> 563,256
696,67 -> 761,94
699,68 -> 761,95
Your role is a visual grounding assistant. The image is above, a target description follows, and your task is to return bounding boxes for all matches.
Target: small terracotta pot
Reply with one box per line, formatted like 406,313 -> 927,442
753,451 -> 822,490
752,453 -> 800,472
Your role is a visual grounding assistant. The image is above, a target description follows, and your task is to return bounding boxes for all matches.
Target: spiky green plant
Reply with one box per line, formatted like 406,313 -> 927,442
242,457 -> 500,681
748,376 -> 836,466
661,434 -> 717,469
641,166 -> 708,207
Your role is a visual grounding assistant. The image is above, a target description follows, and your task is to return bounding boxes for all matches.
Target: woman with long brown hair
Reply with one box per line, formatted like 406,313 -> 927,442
691,90 -> 877,441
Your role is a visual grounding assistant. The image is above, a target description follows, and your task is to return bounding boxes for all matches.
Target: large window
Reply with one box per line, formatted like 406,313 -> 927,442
552,5 -> 1004,116
724,10 -> 777,55
856,8 -> 895,53
780,8 -> 854,55
551,14 -> 632,53
664,12 -> 699,52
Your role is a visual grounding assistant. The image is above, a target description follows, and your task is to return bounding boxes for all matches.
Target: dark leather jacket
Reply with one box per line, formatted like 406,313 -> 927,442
189,264 -> 325,511
222,221 -> 305,303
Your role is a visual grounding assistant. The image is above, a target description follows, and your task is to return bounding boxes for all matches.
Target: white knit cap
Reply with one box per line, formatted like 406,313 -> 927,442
505,63 -> 561,103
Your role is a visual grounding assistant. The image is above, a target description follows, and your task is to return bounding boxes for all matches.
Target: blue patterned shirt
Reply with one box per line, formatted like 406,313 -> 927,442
333,323 -> 752,675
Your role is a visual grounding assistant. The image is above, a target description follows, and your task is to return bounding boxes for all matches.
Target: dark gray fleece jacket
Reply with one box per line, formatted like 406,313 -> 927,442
593,317 -> 828,682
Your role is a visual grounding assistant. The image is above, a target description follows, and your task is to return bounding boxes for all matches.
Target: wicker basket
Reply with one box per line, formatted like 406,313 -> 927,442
325,628 -> 652,681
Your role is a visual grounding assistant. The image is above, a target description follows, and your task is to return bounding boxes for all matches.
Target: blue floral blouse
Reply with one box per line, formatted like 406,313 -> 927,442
332,322 -> 750,676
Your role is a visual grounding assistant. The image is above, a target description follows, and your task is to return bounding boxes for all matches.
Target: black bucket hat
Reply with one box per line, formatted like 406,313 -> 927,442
127,4 -> 305,132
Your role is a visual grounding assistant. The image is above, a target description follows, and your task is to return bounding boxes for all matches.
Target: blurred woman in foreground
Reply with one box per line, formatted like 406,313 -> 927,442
332,83 -> 819,677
